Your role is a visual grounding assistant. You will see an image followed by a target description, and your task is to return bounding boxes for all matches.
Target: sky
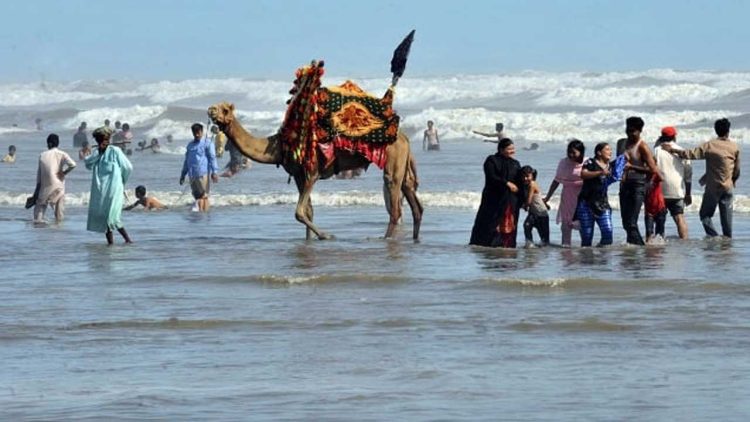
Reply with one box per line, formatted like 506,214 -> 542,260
3,0 -> 750,82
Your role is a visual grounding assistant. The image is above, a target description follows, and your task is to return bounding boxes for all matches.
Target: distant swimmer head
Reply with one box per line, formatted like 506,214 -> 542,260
8,145 -> 16,154
46,133 -> 60,149
427,120 -> 434,127
104,119 -> 111,127
495,122 -> 504,133
122,123 -> 130,131
115,121 -> 122,129
135,185 -> 147,198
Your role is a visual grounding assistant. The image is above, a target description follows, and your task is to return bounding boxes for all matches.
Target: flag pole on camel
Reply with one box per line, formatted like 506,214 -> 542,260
390,29 -> 415,87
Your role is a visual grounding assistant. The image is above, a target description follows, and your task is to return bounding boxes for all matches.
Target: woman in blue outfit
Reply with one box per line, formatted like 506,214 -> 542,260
576,142 -> 625,247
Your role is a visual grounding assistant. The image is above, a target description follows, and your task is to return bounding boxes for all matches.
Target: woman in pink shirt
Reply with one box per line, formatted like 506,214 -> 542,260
543,140 -> 585,247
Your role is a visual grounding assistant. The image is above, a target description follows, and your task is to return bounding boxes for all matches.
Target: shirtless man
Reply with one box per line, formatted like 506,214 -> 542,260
618,116 -> 660,245
423,120 -> 440,151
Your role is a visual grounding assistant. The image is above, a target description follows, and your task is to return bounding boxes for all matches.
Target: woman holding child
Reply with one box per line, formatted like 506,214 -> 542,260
470,138 -> 522,248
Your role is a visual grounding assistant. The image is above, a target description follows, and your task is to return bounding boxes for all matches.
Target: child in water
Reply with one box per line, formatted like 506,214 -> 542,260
79,141 -> 92,159
124,185 -> 167,210
2,145 -> 16,163
521,165 -> 550,247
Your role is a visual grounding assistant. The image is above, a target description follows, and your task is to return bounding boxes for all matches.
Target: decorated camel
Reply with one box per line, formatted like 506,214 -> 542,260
207,31 -> 422,240
207,101 -> 422,240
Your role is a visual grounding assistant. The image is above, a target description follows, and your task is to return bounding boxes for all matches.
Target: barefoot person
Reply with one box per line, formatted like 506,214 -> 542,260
618,116 -> 660,245
663,118 -> 740,238
543,139 -> 585,247
32,134 -> 76,223
470,138 -> 522,248
85,127 -> 133,245
180,123 -> 219,212
645,126 -> 692,240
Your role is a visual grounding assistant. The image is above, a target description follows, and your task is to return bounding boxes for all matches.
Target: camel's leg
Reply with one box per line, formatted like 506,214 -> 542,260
294,174 -> 330,240
402,171 -> 423,240
304,197 -> 314,240
383,161 -> 406,239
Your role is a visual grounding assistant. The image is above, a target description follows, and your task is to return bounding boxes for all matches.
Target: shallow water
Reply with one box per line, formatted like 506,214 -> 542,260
2,131 -> 750,419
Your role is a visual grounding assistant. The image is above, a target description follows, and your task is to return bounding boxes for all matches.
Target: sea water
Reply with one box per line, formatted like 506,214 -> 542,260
1,70 -> 750,420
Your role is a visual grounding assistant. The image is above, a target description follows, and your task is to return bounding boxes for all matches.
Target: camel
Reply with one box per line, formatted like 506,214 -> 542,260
207,102 -> 423,240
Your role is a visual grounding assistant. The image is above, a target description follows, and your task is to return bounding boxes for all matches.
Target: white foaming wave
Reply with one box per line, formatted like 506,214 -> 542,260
137,78 -> 290,104
3,190 -> 749,212
0,81 -> 141,107
143,119 -> 194,141
401,108 -> 744,143
4,69 -> 750,109
0,126 -> 34,135
536,84 -> 722,107
63,105 -> 167,129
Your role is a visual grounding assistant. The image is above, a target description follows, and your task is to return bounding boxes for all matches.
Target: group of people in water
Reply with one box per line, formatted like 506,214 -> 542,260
11,113 -> 742,247
470,117 -> 741,248
20,119 -> 246,244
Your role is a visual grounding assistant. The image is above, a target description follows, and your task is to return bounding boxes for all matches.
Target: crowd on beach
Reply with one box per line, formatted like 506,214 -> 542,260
8,118 -> 250,245
469,117 -> 740,249
3,113 -> 741,248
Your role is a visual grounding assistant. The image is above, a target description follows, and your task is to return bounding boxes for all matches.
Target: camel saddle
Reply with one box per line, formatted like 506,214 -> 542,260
280,61 -> 399,175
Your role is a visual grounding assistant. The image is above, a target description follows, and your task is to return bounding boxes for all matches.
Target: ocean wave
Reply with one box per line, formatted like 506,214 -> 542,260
63,105 -> 167,129
3,190 -> 750,212
3,69 -> 750,110
508,318 -> 635,332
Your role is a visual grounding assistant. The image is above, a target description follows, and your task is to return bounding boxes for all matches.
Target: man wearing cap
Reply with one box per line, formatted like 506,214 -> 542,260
646,126 -> 692,240
663,118 -> 740,238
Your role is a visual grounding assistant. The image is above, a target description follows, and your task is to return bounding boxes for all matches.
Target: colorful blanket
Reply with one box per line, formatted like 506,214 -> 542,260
280,62 -> 399,176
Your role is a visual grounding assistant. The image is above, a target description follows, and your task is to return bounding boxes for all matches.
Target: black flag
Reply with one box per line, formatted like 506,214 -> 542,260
390,30 -> 415,79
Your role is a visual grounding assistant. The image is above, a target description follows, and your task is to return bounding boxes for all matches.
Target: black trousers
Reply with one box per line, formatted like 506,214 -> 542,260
619,180 -> 646,245
523,213 -> 550,244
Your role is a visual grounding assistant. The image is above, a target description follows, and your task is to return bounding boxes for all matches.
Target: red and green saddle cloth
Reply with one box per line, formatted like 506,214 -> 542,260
280,62 -> 400,175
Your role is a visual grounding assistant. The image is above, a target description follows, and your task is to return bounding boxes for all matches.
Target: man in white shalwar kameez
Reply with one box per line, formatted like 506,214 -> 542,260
33,133 -> 76,223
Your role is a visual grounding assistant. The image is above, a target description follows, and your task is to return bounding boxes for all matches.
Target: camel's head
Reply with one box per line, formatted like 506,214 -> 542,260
207,102 -> 236,129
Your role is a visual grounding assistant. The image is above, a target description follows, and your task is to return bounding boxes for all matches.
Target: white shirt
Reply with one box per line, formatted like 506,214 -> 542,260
654,142 -> 692,199
37,148 -> 76,203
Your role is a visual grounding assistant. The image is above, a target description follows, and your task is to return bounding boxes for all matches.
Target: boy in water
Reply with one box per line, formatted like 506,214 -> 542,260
125,185 -> 166,210
520,165 -> 550,247
2,145 -> 16,163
